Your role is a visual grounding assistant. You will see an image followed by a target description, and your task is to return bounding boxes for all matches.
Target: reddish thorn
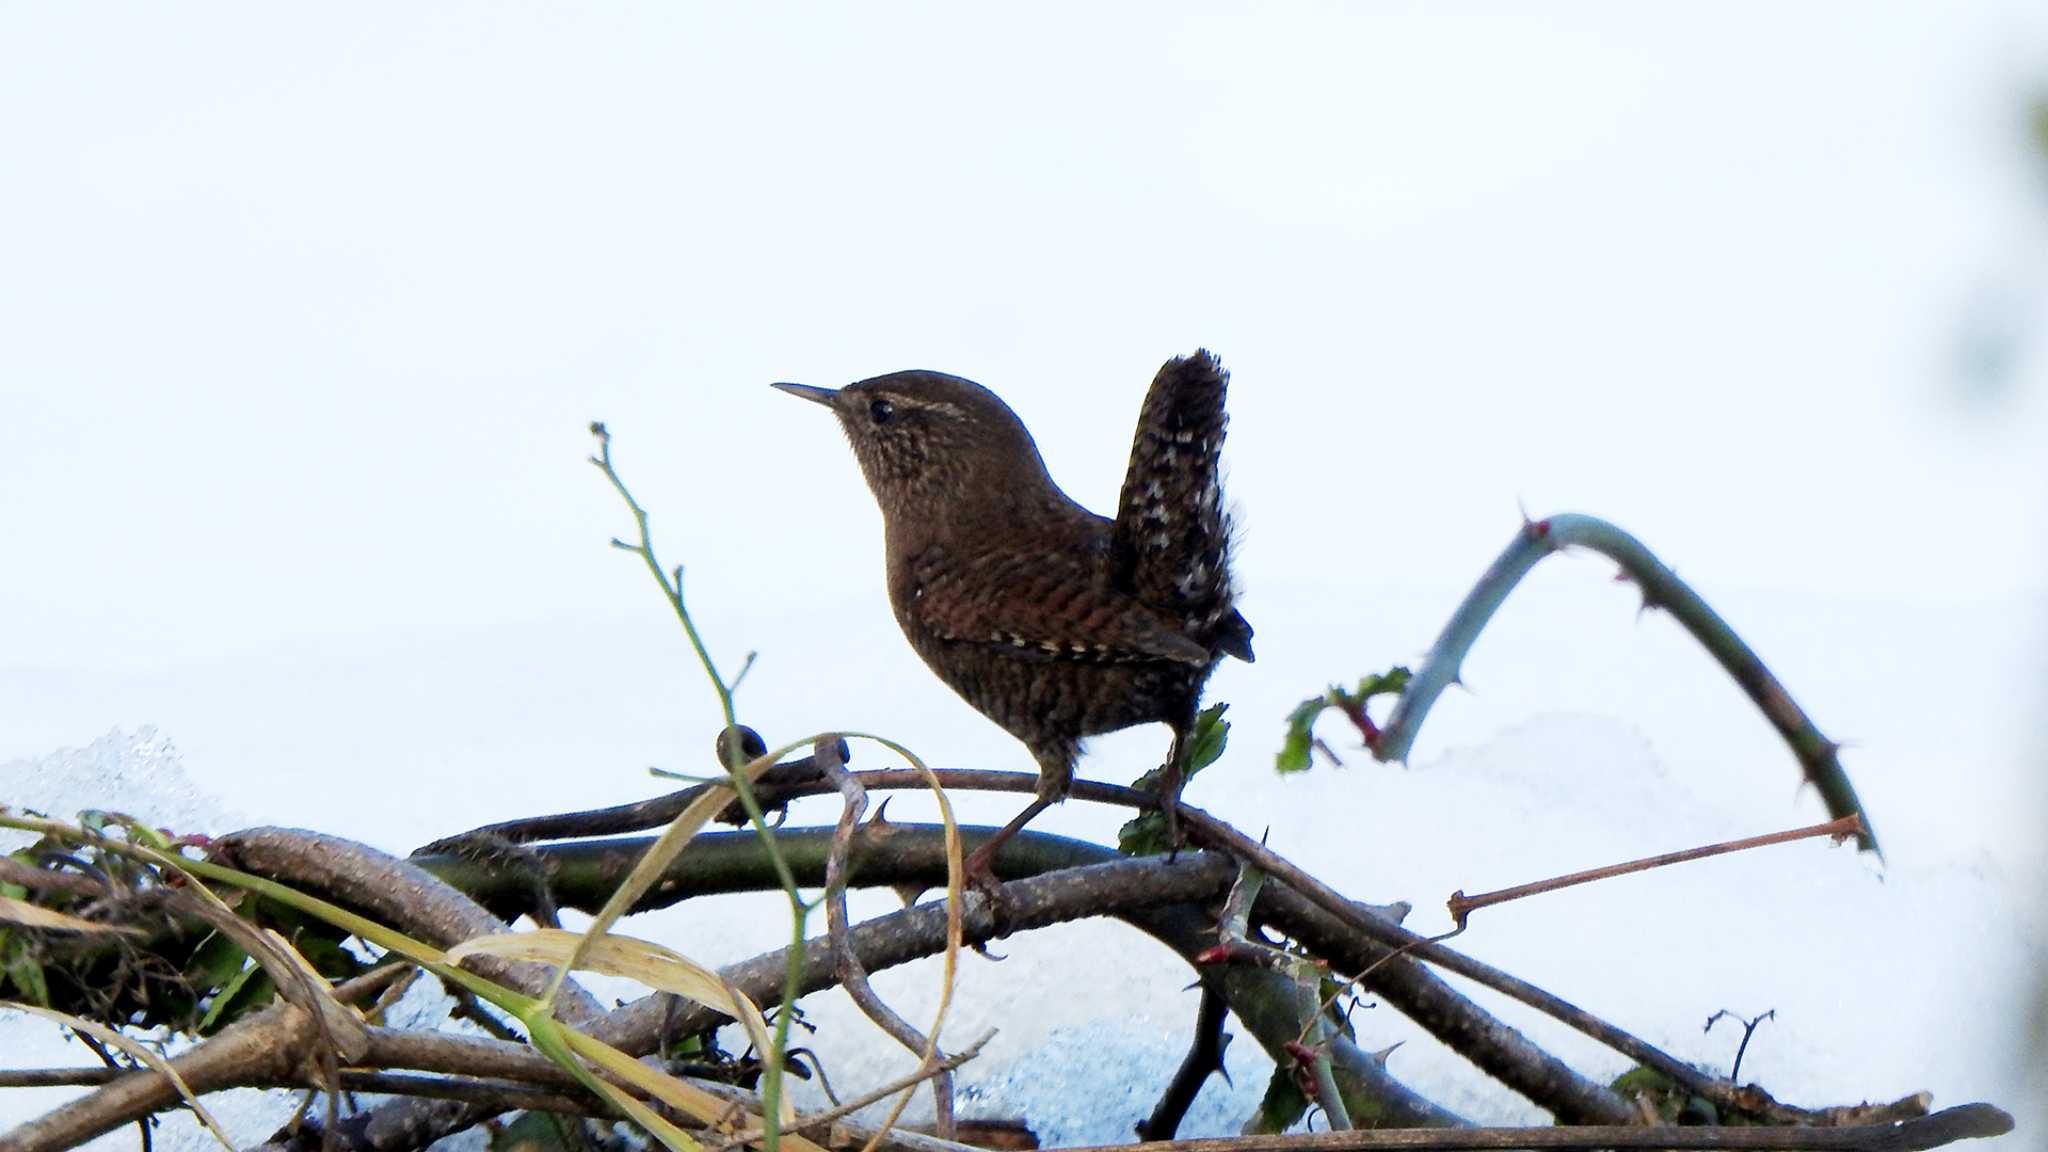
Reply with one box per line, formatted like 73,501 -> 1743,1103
1530,518 -> 1552,539
1193,946 -> 1232,966
1612,570 -> 1632,583
1283,1040 -> 1319,1066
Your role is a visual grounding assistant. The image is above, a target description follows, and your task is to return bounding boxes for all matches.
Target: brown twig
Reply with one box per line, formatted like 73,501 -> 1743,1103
712,1032 -> 993,1151
254,846 -> 1269,1152
1051,1102 -> 2014,1151
428,827 -> 1546,1127
814,738 -> 956,1140
1705,1009 -> 1776,1085
1446,816 -> 1866,927
2,998 -> 329,1152
792,769 -> 1747,1120
1136,984 -> 1232,1141
411,747 -> 831,854
214,827 -> 607,1029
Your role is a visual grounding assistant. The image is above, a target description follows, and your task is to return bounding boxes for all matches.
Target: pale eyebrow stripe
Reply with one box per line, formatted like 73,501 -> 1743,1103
886,396 -> 967,418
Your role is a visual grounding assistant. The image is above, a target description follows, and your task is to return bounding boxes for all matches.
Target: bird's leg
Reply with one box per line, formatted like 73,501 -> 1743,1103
963,760 -> 1070,899
962,795 -> 1052,898
1158,723 -> 1190,854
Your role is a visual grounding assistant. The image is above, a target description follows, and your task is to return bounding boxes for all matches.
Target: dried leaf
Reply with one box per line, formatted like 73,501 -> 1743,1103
0,895 -> 145,936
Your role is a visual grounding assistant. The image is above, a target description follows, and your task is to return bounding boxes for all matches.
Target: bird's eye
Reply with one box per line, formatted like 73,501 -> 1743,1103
868,398 -> 895,425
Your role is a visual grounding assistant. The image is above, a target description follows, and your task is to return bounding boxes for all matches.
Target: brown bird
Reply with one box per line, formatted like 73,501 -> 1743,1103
773,350 -> 1252,886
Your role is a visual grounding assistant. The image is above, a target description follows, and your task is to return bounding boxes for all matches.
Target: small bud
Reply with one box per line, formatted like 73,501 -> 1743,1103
716,725 -> 768,767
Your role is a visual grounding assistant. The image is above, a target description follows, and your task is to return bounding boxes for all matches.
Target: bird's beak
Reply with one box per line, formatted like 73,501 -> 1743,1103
771,382 -> 839,408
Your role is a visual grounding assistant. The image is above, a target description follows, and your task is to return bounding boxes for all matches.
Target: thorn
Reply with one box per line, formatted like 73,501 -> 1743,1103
868,797 -> 892,826
1612,569 -> 1633,583
889,883 -> 926,908
971,940 -> 1007,962
1369,1041 -> 1404,1067
1515,496 -> 1532,527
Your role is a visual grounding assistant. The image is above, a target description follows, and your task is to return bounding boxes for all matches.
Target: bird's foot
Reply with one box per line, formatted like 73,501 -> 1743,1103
961,842 -> 1023,940
963,843 -> 1004,900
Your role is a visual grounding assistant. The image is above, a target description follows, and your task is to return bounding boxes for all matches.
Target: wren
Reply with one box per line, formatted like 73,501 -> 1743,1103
773,350 -> 1253,883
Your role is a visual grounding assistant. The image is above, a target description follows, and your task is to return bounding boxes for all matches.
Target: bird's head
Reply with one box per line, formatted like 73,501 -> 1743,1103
773,370 -> 1055,522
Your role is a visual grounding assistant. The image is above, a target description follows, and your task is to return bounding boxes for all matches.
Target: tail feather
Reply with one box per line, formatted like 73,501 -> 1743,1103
1111,349 -> 1250,659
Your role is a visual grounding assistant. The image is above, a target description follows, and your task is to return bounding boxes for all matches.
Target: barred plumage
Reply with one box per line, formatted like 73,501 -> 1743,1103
1111,350 -> 1253,662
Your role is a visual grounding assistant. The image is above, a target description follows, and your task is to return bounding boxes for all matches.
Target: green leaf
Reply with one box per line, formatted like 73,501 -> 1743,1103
2,931 -> 50,1008
1276,695 -> 1331,774
1276,666 -> 1414,776
185,932 -> 250,990
1245,1065 -> 1310,1135
1118,704 -> 1231,856
1116,814 -> 1171,857
491,1110 -> 581,1152
1185,702 -> 1231,774
1352,666 -> 1411,700
1320,973 -> 1357,1041
199,959 -> 274,1033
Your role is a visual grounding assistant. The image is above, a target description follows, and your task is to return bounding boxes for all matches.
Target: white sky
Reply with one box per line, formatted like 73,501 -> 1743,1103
3,2 -> 2047,1144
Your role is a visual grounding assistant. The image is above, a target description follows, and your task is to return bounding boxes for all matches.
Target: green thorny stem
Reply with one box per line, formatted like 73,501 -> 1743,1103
590,422 -> 809,1149
1373,512 -> 1878,856
1211,867 -> 1353,1131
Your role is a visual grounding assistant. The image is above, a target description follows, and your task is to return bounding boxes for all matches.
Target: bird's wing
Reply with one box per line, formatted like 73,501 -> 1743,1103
1110,350 -> 1245,652
902,543 -> 1211,665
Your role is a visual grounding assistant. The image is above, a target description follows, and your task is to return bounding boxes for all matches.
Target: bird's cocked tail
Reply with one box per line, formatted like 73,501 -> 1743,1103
1111,350 -> 1252,662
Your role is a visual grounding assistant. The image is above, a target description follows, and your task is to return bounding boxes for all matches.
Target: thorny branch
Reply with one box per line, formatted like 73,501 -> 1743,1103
1065,1105 -> 2014,1152
814,737 -> 956,1141
4,817 -> 2009,1152
1136,983 -> 1232,1141
1370,513 -> 1877,854
465,766 -> 1698,1121
1445,816 -> 1867,928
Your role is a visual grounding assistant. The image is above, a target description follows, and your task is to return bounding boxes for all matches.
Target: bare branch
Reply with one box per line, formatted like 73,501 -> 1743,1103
1136,983 -> 1232,1141
1054,1103 -> 2013,1152
215,827 -> 607,1028
1447,816 -> 1866,927
815,738 -> 956,1139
